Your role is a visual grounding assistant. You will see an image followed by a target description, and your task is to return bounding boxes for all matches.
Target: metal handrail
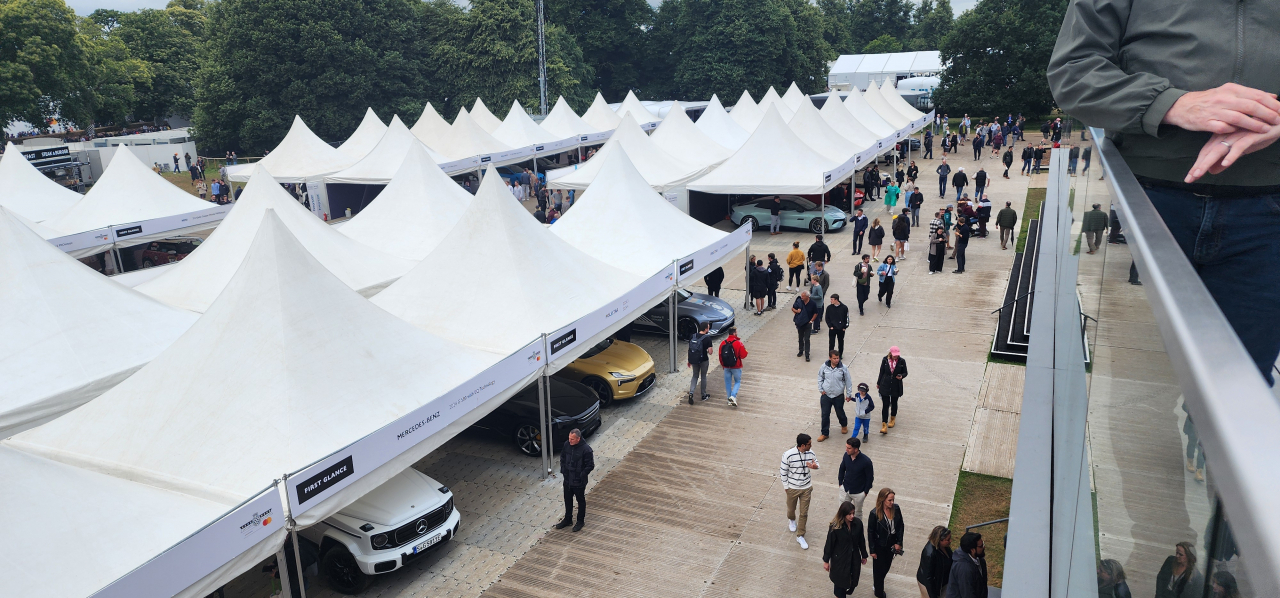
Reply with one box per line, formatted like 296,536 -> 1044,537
1093,128 -> 1280,595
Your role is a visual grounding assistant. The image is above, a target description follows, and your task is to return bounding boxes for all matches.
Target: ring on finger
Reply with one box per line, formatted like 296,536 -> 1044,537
1220,141 -> 1233,148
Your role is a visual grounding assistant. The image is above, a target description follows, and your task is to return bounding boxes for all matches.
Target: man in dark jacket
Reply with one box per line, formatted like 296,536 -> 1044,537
853,255 -> 874,315
923,130 -> 933,159
951,168 -> 968,202
1020,144 -> 1034,175
947,532 -> 987,598
1001,147 -> 1014,178
851,209 -> 869,254
826,294 -> 849,356
808,234 -> 832,266
555,429 -> 595,532
996,202 -> 1018,250
972,167 -> 988,199
1032,145 -> 1046,175
703,267 -> 724,297
766,254 -> 782,310
935,160 -> 951,198
837,437 -> 873,517
792,292 -> 819,361
1081,203 -> 1110,254
908,188 -> 925,227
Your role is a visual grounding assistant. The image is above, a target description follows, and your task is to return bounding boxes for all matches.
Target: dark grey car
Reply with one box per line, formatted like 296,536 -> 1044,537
630,289 -> 735,340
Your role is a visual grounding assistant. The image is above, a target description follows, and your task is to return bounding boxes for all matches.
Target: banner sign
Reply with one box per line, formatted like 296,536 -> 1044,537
544,263 -> 676,363
286,337 -> 545,516
47,227 -> 114,254
304,176 -> 330,220
91,488 -> 284,598
21,145 -> 72,168
533,136 -> 580,154
580,130 -> 613,144
438,156 -> 481,175
640,122 -> 659,131
677,223 -> 752,284
46,204 -> 230,254
823,156 -> 859,190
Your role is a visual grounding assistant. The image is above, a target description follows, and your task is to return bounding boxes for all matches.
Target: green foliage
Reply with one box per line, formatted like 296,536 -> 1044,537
908,0 -> 951,50
933,0 -> 1066,117
0,0 -> 91,128
113,7 -> 202,120
862,33 -> 902,54
546,0 -> 653,101
77,15 -> 152,126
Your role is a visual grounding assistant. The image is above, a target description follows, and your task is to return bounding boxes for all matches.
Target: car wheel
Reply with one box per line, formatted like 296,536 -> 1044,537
321,544 -> 372,595
742,216 -> 759,230
141,259 -> 154,268
514,424 -> 543,457
582,377 -> 614,407
809,218 -> 825,234
676,317 -> 698,341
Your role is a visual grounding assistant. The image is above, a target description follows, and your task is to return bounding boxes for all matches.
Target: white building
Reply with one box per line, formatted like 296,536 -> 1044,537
827,51 -> 943,92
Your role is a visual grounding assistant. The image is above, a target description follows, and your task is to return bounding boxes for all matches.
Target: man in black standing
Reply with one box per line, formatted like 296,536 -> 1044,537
766,253 -> 782,311
792,291 -> 819,362
769,196 -> 783,235
851,209 -> 868,255
808,234 -> 832,269
826,294 -> 849,356
554,429 -> 594,532
703,267 -> 724,297
853,255 -> 874,316
923,130 -> 933,159
948,533 -> 988,598
935,159 -> 951,199
973,167 -> 988,199
1020,144 -> 1033,175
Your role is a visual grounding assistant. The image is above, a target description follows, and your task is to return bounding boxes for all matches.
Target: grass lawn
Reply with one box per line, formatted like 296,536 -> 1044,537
948,471 -> 1013,587
1015,188 -> 1046,253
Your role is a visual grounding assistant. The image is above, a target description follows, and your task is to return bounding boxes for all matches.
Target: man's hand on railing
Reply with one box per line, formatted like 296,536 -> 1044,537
1163,83 -> 1280,135
1186,124 -> 1280,183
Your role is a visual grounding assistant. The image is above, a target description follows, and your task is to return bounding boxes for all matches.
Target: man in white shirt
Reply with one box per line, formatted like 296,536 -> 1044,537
779,433 -> 820,549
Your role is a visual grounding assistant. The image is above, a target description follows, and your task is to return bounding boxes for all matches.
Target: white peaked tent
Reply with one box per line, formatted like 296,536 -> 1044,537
695,94 -> 750,151
338,143 -> 472,260
228,116 -> 354,183
863,83 -> 911,129
0,207 -> 196,439
581,92 -> 622,131
649,101 -> 732,170
11,209 -> 62,239
0,142 -> 82,222
820,93 -> 885,150
757,86 -> 796,121
781,82 -> 807,111
46,146 -> 221,239
540,96 -> 601,139
552,148 -> 727,280
789,98 -> 867,164
373,173 -> 643,356
410,102 -> 453,146
547,113 -> 708,192
729,90 -> 765,131
689,105 -> 842,195
881,78 -> 927,121
493,99 -> 564,148
844,88 -> 898,139
470,97 -> 505,133
428,108 -> 519,162
616,90 -> 662,128
9,209 -> 501,513
0,445 -> 236,598
325,115 -> 450,184
336,108 -> 388,160
137,169 -> 414,312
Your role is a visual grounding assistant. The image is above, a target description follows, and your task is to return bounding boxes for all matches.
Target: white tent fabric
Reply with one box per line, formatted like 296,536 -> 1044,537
546,113 -> 709,192
325,115 -> 450,184
688,105 -> 842,195
10,210 -> 500,505
581,92 -> 622,131
616,90 -> 661,128
45,146 -> 220,235
757,87 -> 796,122
493,99 -> 564,148
820,94 -> 885,150
844,88 -> 898,138
863,83 -> 911,129
540,96 -> 602,139
729,90 -> 765,131
0,207 -> 196,439
781,82 -> 807,111
373,172 -> 642,355
427,108 -> 518,162
227,116 -> 354,183
0,142 -> 82,222
338,143 -> 472,260
881,78 -> 927,121
12,209 -> 63,239
336,108 -> 388,160
410,102 -> 453,147
0,445 -> 234,598
694,94 -> 750,151
552,148 -> 726,280
469,97 -> 505,133
136,168 -> 414,312
649,101 -> 732,170
789,98 -> 867,164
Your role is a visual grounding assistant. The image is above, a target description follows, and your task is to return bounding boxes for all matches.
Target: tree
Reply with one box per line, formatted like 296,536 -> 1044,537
77,15 -> 152,126
848,0 -> 913,52
862,33 -> 902,54
113,7 -> 202,121
546,0 -> 653,101
908,0 -> 951,50
932,0 -> 1066,117
0,0 -> 91,129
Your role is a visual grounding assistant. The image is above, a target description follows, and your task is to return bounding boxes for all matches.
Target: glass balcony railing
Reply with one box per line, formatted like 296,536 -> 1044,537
1003,130 -> 1280,598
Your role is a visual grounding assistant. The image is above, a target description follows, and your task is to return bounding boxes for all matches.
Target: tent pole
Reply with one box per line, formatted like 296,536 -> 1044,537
538,334 -> 551,477
742,235 -> 751,311
291,529 -> 307,598
275,549 -> 293,598
669,259 -> 679,374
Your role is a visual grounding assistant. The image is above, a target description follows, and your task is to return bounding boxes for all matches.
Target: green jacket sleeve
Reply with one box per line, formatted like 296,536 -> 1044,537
1047,0 -> 1187,137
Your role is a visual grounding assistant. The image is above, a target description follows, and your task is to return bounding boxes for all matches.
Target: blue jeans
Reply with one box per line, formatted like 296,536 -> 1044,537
938,176 -> 947,197
955,186 -> 965,201
1145,185 -> 1280,384
724,367 -> 743,398
852,417 -> 871,438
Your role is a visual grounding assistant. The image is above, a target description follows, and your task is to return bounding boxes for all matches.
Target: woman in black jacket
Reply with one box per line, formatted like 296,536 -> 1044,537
867,218 -> 886,262
1155,542 -> 1203,598
823,501 -> 868,597
866,488 -> 905,598
876,346 -> 908,433
916,526 -> 952,598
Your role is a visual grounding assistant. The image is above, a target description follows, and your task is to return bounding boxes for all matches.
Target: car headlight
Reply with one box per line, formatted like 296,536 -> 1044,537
608,372 -> 634,380
371,533 -> 389,549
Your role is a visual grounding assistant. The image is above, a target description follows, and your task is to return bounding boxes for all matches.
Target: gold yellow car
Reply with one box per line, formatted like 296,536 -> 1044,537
553,338 -> 656,406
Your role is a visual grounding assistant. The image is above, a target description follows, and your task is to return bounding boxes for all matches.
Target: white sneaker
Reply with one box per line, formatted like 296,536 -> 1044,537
728,396 -> 738,406
797,536 -> 808,550
788,519 -> 797,532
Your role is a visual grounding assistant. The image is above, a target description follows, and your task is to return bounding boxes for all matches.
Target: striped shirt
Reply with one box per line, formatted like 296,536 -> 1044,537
780,447 -> 819,490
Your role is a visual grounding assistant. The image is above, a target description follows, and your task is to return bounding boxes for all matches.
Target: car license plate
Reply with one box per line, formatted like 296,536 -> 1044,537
412,533 -> 443,554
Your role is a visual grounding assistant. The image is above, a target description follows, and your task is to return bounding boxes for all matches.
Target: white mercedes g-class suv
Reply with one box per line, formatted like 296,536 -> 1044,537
300,467 -> 459,594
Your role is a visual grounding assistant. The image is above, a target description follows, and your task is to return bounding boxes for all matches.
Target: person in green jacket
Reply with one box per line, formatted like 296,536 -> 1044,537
883,182 -> 900,213
1081,203 -> 1110,254
1048,0 -> 1280,382
996,201 -> 1018,250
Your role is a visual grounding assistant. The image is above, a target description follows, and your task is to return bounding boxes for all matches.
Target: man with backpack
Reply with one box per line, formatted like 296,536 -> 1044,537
817,351 -> 854,442
687,322 -> 714,404
719,327 -> 747,406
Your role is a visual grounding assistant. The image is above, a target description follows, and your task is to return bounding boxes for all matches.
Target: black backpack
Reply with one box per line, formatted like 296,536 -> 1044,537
687,334 -> 706,364
719,339 -> 738,367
